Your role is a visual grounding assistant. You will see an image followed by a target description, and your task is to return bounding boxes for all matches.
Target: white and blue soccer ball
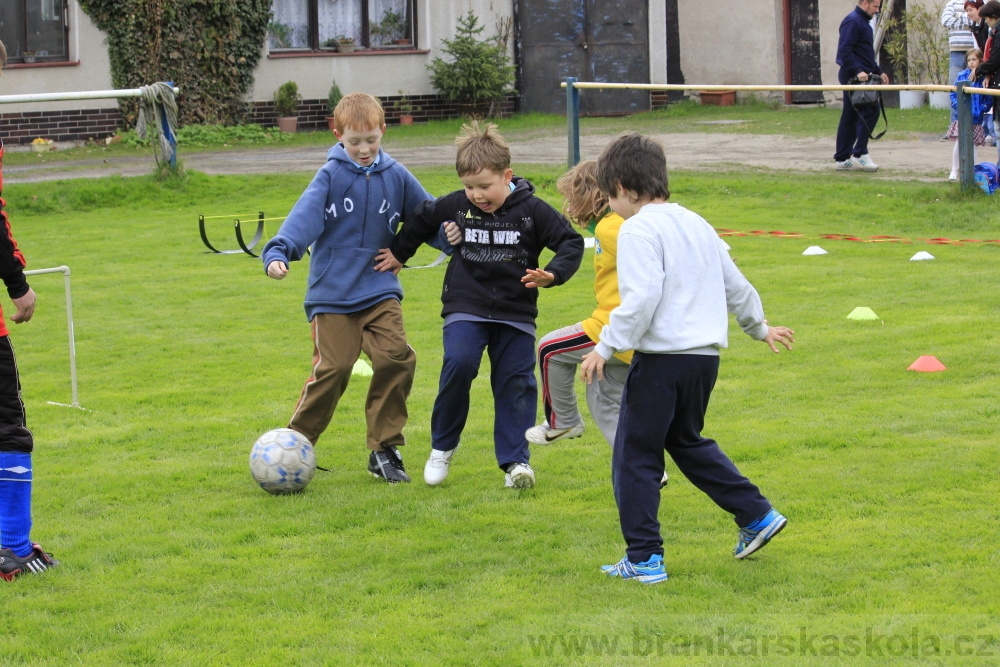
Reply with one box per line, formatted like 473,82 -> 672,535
249,428 -> 317,494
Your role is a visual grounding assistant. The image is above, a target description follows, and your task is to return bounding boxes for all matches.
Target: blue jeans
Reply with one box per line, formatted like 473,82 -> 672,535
950,51 -> 968,122
430,320 -> 536,469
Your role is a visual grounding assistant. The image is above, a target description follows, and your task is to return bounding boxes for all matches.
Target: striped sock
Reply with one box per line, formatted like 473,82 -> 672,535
0,451 -> 32,558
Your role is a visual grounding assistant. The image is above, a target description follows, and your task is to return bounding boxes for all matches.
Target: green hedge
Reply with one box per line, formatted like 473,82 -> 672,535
79,0 -> 271,128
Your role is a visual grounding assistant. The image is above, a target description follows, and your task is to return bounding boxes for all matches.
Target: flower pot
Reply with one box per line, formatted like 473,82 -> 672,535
699,90 -> 736,106
31,142 -> 48,154
929,91 -> 951,109
23,55 -> 36,64
898,90 -> 926,109
326,116 -> 337,134
392,39 -> 411,46
276,116 -> 298,133
399,115 -> 414,126
337,43 -> 355,53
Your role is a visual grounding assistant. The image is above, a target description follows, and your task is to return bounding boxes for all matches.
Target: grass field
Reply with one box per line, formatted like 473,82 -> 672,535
1,161 -> 999,665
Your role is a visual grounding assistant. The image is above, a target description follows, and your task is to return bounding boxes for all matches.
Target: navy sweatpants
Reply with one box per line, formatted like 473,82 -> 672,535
612,352 -> 772,563
834,88 -> 881,162
430,320 -> 536,469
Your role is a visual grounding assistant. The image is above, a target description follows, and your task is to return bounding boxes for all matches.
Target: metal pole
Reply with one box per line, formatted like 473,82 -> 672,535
0,86 -> 179,105
23,265 -> 79,408
566,77 -> 580,167
956,81 -> 975,191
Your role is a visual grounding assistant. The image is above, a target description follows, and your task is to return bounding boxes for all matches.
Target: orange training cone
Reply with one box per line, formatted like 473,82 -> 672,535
907,356 -> 946,372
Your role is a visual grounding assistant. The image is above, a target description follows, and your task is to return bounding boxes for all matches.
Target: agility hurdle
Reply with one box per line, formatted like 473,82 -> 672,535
562,79 -> 1000,193
23,266 -> 81,409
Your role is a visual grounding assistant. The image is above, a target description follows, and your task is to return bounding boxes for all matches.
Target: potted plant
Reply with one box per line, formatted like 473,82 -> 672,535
22,49 -> 36,64
326,80 -> 343,133
30,137 -> 52,153
336,36 -> 356,53
882,5 -> 949,108
267,22 -> 293,49
379,8 -> 409,45
273,81 -> 301,133
428,10 -> 514,118
395,90 -> 420,126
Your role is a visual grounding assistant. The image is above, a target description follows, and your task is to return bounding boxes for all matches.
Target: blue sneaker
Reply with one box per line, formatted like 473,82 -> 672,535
600,554 -> 668,584
734,509 -> 787,559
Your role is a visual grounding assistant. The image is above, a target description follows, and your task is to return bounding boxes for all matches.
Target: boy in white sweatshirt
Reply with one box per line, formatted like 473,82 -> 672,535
580,133 -> 795,584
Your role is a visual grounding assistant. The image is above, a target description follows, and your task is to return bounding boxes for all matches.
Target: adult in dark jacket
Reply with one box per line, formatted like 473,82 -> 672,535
835,0 -> 889,172
971,1 -> 1000,86
967,0 -> 990,51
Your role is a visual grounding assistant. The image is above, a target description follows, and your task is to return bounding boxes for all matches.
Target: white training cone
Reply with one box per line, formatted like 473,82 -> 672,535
802,246 -> 828,255
352,359 -> 374,377
910,251 -> 935,261
584,237 -> 596,249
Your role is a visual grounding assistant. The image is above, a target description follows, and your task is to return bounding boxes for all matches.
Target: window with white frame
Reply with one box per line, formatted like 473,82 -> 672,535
268,0 -> 415,51
0,0 -> 69,63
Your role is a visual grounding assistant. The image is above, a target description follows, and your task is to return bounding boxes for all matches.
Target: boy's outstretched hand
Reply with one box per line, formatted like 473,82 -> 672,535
522,268 -> 554,289
374,249 -> 403,274
762,322 -> 795,353
267,261 -> 288,280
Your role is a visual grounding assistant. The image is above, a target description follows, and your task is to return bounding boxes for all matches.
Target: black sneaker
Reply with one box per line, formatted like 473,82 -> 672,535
368,446 -> 410,483
0,543 -> 60,581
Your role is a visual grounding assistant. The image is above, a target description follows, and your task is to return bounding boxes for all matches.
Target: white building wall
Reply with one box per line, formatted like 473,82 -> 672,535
251,0 -> 513,102
0,2 -> 113,114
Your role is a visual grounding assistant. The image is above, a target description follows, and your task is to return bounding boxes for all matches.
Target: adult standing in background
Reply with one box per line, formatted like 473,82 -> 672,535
943,0 -> 977,139
944,0 -> 977,85
835,0 -> 888,172
967,0 -> 989,50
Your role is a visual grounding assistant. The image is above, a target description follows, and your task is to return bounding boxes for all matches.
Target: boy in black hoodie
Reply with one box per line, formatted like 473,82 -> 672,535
376,122 -> 583,489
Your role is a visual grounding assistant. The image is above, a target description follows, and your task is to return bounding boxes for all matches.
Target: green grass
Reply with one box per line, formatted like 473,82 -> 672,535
1,166 -> 998,665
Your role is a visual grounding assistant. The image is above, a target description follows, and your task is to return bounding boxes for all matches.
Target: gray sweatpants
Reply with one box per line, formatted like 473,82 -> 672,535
537,323 -> 629,446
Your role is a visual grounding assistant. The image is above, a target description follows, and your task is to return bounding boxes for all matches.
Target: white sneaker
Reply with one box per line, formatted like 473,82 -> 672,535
660,471 -> 669,489
525,422 -> 584,445
835,157 -> 856,170
948,170 -> 959,182
504,462 -> 535,489
855,154 -> 879,171
986,135 -> 995,146
423,448 -> 455,486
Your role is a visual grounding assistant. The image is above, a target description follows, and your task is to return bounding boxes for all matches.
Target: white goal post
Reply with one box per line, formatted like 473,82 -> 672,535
23,265 -> 80,409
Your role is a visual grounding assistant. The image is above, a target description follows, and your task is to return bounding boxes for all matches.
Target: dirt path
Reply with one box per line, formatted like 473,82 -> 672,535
3,132 -> 963,184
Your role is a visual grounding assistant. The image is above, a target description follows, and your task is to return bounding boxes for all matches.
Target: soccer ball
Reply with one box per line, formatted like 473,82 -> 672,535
249,428 -> 317,494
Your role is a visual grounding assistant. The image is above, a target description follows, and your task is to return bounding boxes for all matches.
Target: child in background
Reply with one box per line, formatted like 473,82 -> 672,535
525,161 -> 667,486
580,133 -> 794,584
948,48 -> 992,180
378,122 -> 584,489
0,40 -> 60,580
262,92 -> 449,484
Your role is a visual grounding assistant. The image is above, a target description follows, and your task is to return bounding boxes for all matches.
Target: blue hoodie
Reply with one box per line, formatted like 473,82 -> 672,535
262,144 -> 438,320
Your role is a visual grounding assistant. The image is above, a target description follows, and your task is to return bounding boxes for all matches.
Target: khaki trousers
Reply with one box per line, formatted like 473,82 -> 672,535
288,299 -> 415,451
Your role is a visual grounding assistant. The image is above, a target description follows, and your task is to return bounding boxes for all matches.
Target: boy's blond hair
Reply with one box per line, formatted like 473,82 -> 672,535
455,121 -> 510,176
333,92 -> 385,133
557,160 -> 608,228
0,40 -> 6,76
